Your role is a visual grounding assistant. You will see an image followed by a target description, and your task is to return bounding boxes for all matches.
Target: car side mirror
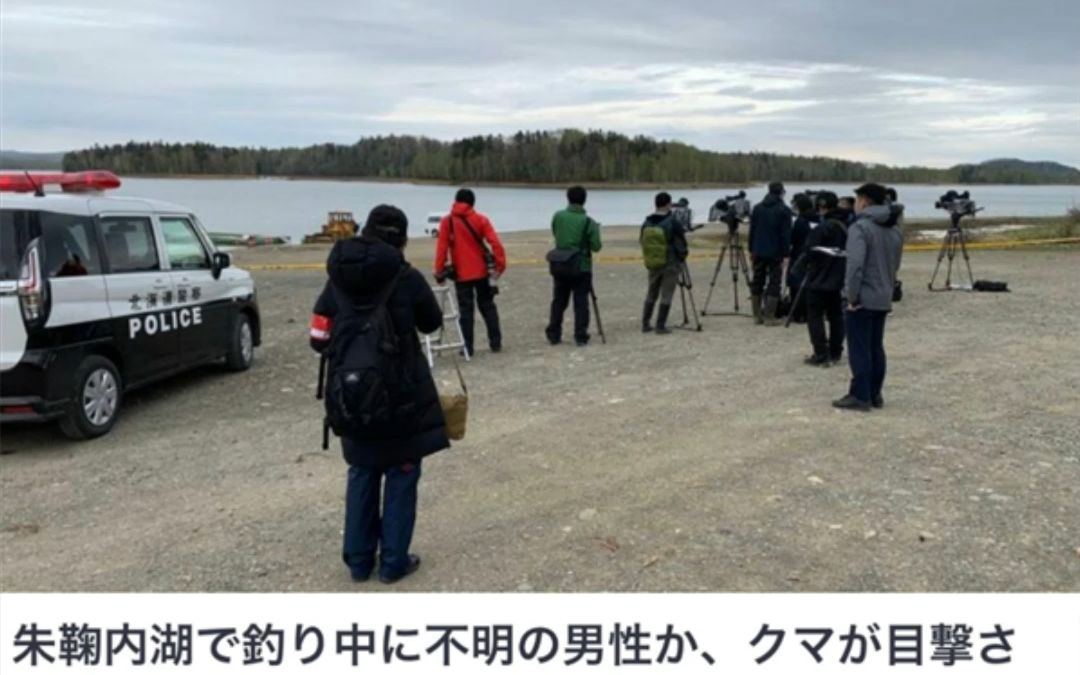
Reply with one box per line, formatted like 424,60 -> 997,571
211,251 -> 231,280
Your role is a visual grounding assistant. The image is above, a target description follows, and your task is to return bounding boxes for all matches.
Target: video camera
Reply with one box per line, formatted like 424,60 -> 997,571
709,191 -> 750,232
672,197 -> 702,232
935,190 -> 980,218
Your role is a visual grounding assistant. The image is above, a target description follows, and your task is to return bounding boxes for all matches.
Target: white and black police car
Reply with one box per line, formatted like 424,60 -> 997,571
0,171 -> 260,439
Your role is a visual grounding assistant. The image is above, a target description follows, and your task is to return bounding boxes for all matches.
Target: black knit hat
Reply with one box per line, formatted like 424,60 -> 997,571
768,181 -> 785,196
855,182 -> 888,205
361,204 -> 408,248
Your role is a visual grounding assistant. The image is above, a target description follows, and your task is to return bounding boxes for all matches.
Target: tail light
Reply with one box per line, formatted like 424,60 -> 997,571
17,238 -> 50,326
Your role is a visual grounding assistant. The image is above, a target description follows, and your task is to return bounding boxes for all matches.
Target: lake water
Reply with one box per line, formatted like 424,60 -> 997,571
114,177 -> 1080,241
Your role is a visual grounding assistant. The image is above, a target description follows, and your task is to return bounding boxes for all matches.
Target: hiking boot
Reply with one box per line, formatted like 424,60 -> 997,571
832,395 -> 872,411
762,296 -> 781,326
751,294 -> 764,324
655,303 -> 672,335
642,300 -> 656,333
379,554 -> 421,584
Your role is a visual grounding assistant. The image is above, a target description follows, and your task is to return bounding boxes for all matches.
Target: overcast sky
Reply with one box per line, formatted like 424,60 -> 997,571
2,0 -> 1078,167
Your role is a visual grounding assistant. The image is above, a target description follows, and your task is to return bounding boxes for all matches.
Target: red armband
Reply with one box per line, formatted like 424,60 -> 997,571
310,314 -> 332,341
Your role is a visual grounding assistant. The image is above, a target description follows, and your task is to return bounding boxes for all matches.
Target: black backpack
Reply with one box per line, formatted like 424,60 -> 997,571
322,266 -> 419,441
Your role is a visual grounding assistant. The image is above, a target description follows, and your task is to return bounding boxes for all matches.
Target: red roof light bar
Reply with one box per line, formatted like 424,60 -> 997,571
0,171 -> 122,193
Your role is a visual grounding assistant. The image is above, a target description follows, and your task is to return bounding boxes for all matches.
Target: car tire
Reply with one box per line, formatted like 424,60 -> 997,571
225,313 -> 254,372
59,355 -> 123,440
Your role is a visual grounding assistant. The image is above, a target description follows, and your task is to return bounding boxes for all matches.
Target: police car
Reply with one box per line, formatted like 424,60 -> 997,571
1,171 -> 260,439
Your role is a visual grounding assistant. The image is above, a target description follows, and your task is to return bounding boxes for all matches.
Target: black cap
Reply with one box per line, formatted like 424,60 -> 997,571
855,182 -> 888,206
768,182 -> 785,196
361,204 -> 408,248
455,188 -> 475,206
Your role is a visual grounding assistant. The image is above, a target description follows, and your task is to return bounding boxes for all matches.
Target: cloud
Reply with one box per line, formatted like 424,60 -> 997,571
0,0 -> 1077,166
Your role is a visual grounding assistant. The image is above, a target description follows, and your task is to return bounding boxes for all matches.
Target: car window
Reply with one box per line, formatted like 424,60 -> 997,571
160,216 -> 210,270
41,212 -> 102,277
0,210 -> 36,280
99,217 -> 160,273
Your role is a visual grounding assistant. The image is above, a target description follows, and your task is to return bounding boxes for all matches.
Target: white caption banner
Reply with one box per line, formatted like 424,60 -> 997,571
1,593 -> 1078,674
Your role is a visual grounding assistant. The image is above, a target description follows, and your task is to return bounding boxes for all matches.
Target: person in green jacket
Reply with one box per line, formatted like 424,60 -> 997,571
545,186 -> 602,346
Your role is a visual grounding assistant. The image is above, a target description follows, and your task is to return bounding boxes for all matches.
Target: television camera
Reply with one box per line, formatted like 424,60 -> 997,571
935,190 -> 981,220
709,191 -> 751,233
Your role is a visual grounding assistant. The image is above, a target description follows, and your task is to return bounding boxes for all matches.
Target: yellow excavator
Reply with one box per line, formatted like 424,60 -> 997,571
302,211 -> 357,244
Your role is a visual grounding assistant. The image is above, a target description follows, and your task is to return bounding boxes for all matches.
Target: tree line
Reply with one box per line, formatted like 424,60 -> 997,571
62,130 -> 1080,185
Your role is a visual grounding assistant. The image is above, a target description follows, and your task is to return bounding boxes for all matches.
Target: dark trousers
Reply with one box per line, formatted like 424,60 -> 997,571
645,265 -> 680,306
806,289 -> 844,360
845,309 -> 888,404
343,460 -> 422,578
455,279 -> 501,354
546,272 -> 592,344
751,256 -> 783,297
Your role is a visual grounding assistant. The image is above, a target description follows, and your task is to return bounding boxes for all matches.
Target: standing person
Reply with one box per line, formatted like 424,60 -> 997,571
792,191 -> 848,366
786,193 -> 816,323
833,183 -> 904,411
748,181 -> 792,326
434,188 -> 507,356
640,192 -> 688,335
837,196 -> 857,225
310,205 -> 448,584
546,185 -> 602,346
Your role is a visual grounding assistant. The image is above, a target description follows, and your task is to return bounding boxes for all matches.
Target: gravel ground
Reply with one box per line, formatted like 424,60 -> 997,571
2,230 -> 1078,592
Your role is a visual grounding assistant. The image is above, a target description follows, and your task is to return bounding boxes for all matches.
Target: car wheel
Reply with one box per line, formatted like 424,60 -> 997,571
59,355 -> 122,440
225,313 -> 254,372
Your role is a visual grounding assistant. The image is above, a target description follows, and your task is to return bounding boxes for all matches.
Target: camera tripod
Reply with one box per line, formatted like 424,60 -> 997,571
701,226 -> 753,316
928,213 -> 976,291
675,262 -> 704,331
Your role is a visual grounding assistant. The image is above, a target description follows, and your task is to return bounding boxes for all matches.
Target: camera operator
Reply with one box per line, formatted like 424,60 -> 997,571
433,188 -> 507,356
640,192 -> 688,334
546,185 -> 603,346
833,183 -> 903,411
749,181 -> 793,326
792,191 -> 848,366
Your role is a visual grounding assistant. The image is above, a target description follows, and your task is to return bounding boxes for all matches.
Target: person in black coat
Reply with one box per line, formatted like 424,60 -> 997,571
791,192 -> 849,366
748,181 -> 792,325
309,204 -> 448,584
786,193 -> 816,324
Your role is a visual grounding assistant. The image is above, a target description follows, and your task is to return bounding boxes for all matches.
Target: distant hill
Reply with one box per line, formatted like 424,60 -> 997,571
0,150 -> 65,170
57,132 -> 1080,185
951,159 -> 1080,184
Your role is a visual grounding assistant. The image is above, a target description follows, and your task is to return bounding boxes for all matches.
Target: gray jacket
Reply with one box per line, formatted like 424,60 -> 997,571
844,204 -> 903,311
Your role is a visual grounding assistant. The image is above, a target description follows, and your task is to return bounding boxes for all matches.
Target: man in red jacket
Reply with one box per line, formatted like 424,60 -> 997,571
434,188 -> 507,355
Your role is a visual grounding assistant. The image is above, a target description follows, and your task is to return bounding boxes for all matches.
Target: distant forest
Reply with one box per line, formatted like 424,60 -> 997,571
61,130 -> 1080,185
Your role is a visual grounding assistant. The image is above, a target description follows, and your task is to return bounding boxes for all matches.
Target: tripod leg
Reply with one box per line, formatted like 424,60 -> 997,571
929,233 -> 950,290
944,232 -> 957,289
702,245 -> 728,315
785,277 -> 808,328
589,286 -> 606,344
959,229 -> 975,287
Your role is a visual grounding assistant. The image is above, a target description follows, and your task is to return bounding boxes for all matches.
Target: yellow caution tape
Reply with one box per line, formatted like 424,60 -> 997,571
243,236 -> 1079,272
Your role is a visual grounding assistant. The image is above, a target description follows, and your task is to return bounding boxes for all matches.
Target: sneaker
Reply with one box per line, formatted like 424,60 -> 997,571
379,554 -> 421,585
832,395 -> 872,411
575,341 -> 589,347
872,395 -> 884,409
804,355 -> 829,367
654,326 -> 672,335
490,344 -> 502,353
642,324 -> 654,333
